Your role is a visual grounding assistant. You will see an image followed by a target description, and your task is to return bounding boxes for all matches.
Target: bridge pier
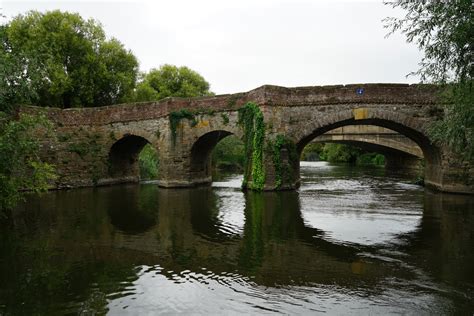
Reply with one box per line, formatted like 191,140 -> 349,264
156,151 -> 213,188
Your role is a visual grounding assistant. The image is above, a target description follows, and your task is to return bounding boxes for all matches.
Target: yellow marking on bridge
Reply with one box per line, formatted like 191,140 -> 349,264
353,108 -> 369,120
196,120 -> 210,128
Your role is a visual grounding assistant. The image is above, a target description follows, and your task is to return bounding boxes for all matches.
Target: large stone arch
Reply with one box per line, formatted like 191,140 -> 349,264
278,108 -> 443,190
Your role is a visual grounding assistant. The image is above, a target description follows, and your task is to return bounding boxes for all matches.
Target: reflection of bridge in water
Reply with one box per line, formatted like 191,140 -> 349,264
8,184 -> 473,295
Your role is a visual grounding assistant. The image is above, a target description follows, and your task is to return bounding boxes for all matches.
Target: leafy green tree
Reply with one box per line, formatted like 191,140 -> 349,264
139,144 -> 159,180
212,136 -> 245,170
301,143 -> 324,161
1,17 -> 56,216
4,10 -> 138,108
320,143 -> 361,163
385,0 -> 473,161
0,113 -> 56,217
0,24 -> 41,112
134,64 -> 213,101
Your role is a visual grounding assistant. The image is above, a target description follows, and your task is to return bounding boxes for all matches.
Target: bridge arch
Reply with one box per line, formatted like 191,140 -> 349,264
288,108 -> 442,189
190,129 -> 243,184
108,134 -> 154,183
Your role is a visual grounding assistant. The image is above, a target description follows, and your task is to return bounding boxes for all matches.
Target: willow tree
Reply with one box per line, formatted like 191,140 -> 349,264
385,0 -> 473,161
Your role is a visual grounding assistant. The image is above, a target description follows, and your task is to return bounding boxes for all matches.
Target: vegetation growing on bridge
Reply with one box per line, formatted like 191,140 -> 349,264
169,109 -> 197,144
268,135 -> 298,189
238,103 -> 265,190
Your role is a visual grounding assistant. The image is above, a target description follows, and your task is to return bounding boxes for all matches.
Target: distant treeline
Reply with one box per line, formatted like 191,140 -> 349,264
301,143 -> 385,165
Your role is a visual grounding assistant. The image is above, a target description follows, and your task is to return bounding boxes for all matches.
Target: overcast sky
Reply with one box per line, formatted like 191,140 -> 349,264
2,0 -> 422,94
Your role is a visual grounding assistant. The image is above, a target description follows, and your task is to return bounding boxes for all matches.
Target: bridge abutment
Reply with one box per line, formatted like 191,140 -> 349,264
424,150 -> 473,194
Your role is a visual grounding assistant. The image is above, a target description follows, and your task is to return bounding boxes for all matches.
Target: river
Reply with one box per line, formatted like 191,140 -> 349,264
1,162 -> 473,314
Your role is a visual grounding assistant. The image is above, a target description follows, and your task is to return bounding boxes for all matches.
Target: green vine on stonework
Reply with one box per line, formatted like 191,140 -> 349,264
221,113 -> 230,125
169,109 -> 197,144
252,109 -> 265,190
238,102 -> 265,190
268,135 -> 298,189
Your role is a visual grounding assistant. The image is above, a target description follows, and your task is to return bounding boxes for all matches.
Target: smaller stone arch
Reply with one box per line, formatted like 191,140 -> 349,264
108,134 -> 153,183
189,130 -> 238,184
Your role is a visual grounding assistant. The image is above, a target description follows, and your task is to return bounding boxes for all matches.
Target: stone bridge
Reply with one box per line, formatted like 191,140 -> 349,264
24,83 -> 473,194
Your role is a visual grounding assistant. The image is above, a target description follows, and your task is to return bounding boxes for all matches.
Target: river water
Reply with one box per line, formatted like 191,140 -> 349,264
1,162 -> 473,315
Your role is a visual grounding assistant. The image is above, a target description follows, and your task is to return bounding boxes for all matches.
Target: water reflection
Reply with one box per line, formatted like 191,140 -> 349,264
106,185 -> 158,234
0,164 -> 473,314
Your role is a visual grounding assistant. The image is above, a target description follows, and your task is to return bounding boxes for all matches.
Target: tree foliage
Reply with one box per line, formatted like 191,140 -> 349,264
0,24 -> 41,112
384,0 -> 473,161
139,144 -> 159,180
384,0 -> 472,82
3,10 -> 138,108
0,113 -> 56,216
212,136 -> 245,170
135,64 -> 213,102
319,143 -> 361,163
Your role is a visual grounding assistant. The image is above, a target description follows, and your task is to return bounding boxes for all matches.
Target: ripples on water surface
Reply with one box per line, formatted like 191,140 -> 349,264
1,162 -> 473,314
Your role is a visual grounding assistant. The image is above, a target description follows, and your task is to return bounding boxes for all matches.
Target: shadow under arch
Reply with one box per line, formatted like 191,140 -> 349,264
108,134 -> 152,183
294,110 -> 442,188
190,130 -> 237,183
312,139 -> 423,174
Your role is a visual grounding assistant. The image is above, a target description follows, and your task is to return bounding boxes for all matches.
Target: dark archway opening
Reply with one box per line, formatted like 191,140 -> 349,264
298,119 -> 436,159
109,135 -> 157,183
298,123 -> 429,185
190,131 -> 245,184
